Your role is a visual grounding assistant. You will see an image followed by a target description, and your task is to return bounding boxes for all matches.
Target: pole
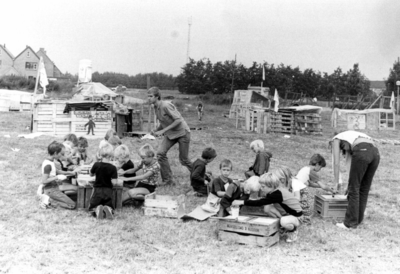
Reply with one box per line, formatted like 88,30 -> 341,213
230,54 -> 236,94
31,57 -> 42,132
186,17 -> 192,64
333,139 -> 341,193
397,85 -> 399,115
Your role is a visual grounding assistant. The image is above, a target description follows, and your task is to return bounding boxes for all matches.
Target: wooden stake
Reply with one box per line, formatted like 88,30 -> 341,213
147,104 -> 152,132
332,139 -> 340,192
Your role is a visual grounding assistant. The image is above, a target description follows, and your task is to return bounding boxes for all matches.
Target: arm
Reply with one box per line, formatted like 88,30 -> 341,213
191,164 -> 205,184
310,181 -> 335,193
244,191 -> 283,206
121,170 -> 154,182
119,162 -> 142,175
293,190 -> 301,200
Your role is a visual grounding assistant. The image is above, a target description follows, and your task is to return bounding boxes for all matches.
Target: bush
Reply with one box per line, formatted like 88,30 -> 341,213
198,92 -> 233,105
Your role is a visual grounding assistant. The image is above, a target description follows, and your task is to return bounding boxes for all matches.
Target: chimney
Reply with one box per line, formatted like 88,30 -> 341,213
39,48 -> 46,54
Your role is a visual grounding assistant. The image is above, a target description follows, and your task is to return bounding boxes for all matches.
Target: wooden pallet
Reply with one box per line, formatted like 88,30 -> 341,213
269,110 -> 296,134
217,216 -> 279,247
295,113 -> 322,135
314,194 -> 348,220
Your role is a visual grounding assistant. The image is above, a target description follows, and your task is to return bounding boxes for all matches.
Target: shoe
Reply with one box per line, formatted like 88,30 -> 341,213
286,229 -> 298,243
336,222 -> 349,230
95,205 -> 104,219
103,206 -> 114,220
279,227 -> 288,237
40,194 -> 51,209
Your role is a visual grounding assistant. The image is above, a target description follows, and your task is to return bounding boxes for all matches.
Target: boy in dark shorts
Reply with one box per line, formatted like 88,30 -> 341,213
89,143 -> 118,219
190,147 -> 217,197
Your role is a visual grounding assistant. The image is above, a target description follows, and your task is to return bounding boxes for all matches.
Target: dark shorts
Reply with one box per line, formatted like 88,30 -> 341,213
136,182 -> 156,193
88,187 -> 114,210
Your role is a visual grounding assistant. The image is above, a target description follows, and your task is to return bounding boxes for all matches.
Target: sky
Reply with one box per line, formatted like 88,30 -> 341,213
2,0 -> 400,80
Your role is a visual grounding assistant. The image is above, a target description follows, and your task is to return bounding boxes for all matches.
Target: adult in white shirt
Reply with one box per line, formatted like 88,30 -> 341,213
333,131 -> 380,230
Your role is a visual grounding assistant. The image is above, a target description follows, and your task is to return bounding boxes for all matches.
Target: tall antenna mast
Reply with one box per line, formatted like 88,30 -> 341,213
186,17 -> 192,64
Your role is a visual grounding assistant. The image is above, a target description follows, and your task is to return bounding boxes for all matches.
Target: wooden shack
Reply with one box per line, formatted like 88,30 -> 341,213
331,108 -> 395,130
32,100 -> 113,136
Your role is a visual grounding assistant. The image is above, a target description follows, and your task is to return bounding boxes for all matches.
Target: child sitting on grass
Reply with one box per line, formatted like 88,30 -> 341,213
294,154 -> 335,224
38,141 -> 76,210
119,144 -> 160,201
210,159 -> 233,198
99,129 -> 117,149
114,145 -> 137,203
190,147 -> 217,197
233,172 -> 303,243
215,159 -> 243,217
64,133 -> 79,161
89,143 -> 118,220
245,140 -> 273,179
243,176 -> 261,200
76,136 -> 94,165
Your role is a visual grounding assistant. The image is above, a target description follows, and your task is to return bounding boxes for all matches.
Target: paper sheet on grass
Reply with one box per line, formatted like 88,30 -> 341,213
180,206 -> 217,221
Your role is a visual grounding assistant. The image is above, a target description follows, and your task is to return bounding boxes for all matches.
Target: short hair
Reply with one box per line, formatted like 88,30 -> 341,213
244,176 -> 261,194
259,172 -> 280,189
104,129 -> 117,141
77,137 -> 88,148
114,144 -> 130,162
48,141 -> 64,156
202,147 -> 217,160
99,143 -> 114,159
219,159 -> 232,170
273,167 -> 293,190
309,154 -> 326,167
138,143 -> 155,158
148,87 -> 161,100
250,140 -> 264,151
108,135 -> 122,146
64,134 -> 78,147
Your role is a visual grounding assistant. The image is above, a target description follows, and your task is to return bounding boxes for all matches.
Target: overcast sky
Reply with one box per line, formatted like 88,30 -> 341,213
2,0 -> 399,80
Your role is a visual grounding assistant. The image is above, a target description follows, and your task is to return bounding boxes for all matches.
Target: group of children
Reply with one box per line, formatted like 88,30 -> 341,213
38,129 -> 160,220
38,131 -> 333,242
189,139 -> 334,243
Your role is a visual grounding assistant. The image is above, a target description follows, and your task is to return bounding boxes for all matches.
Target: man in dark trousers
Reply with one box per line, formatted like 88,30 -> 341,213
148,87 -> 192,185
85,115 -> 96,135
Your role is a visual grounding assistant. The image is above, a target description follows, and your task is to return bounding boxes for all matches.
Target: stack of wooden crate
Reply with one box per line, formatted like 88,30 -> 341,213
217,216 -> 280,247
269,109 -> 296,134
295,113 -> 322,135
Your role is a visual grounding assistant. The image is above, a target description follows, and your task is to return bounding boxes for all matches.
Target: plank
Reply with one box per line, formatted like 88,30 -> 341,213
218,230 -> 279,247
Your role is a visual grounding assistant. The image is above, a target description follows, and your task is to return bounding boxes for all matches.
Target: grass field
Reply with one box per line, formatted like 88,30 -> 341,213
0,94 -> 400,274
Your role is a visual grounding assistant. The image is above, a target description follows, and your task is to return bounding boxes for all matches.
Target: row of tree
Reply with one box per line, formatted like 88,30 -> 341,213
175,59 -> 372,99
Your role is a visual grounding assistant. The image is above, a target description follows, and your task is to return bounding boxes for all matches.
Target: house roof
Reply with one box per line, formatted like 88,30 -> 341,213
14,45 -> 40,60
0,44 -> 15,59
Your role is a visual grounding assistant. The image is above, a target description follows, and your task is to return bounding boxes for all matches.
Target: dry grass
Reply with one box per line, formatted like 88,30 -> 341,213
0,101 -> 400,274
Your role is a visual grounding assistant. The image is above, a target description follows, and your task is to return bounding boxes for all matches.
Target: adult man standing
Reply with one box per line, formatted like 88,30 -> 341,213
148,87 -> 192,185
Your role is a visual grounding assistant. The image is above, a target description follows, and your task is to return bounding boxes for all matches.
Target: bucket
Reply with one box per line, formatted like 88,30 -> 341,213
78,59 -> 92,83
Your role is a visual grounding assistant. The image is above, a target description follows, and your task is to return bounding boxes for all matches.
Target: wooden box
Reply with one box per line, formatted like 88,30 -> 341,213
217,216 -> 279,247
77,185 -> 123,210
239,205 -> 269,217
314,194 -> 348,220
142,193 -> 186,218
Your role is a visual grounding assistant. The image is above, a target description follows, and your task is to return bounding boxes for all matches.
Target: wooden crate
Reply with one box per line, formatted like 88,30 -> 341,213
295,113 -> 322,135
142,193 -> 186,218
217,216 -> 279,247
269,110 -> 295,134
314,194 -> 348,220
77,185 -> 123,210
239,205 -> 269,217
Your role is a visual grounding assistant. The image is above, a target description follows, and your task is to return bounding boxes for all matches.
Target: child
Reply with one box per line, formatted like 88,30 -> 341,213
108,135 -> 122,149
190,147 -> 217,197
99,129 -> 117,149
76,137 -> 94,165
85,115 -> 96,135
197,101 -> 204,121
119,144 -> 160,201
64,133 -> 79,165
39,141 -> 76,210
233,172 -> 303,243
210,159 -> 233,198
89,143 -> 118,219
245,140 -> 273,179
243,176 -> 261,200
294,154 -> 335,224
114,145 -> 136,192
214,160 -> 243,217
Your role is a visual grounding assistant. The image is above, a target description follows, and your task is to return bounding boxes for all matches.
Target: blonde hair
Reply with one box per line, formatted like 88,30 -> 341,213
138,143 -> 155,158
114,145 -> 130,162
273,167 -> 293,191
244,176 -> 261,195
250,140 -> 264,152
104,129 -> 117,141
63,141 -> 73,154
259,172 -> 280,189
99,143 -> 114,159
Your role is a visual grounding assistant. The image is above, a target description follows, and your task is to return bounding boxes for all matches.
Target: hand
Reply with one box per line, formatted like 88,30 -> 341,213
153,130 -> 164,137
232,200 -> 244,206
118,169 -> 125,175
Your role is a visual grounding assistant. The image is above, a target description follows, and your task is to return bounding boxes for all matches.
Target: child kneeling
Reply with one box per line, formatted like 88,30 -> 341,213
119,144 -> 160,202
89,143 -> 118,219
233,172 -> 303,243
190,147 -> 217,197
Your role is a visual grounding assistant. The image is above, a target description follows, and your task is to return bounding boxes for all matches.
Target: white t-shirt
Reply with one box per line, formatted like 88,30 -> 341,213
296,166 -> 311,186
42,159 -> 56,176
291,177 -> 307,192
99,139 -> 108,149
333,130 -> 371,145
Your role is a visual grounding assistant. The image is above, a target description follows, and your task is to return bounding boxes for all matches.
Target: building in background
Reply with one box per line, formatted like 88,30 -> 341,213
0,44 -> 63,80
